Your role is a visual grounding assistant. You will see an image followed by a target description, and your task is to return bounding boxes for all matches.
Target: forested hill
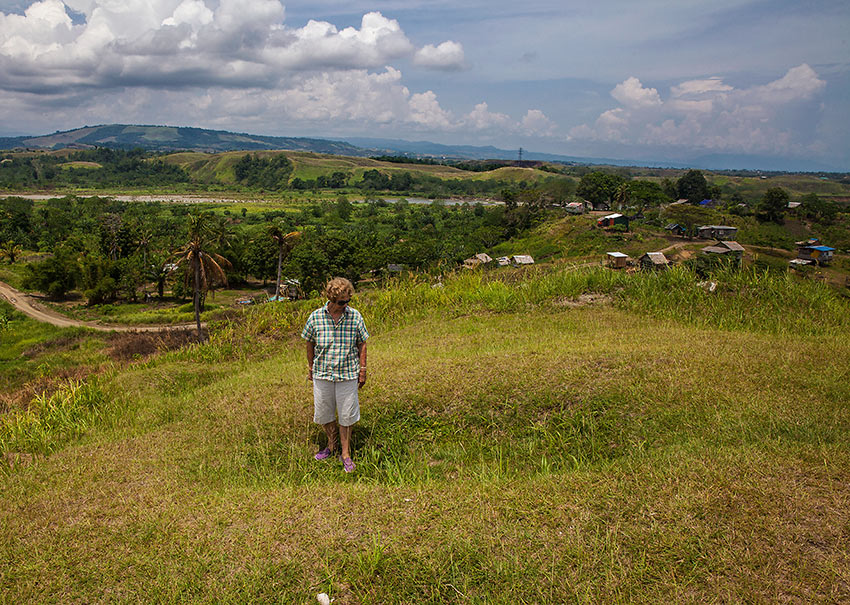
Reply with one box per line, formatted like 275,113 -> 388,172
0,124 -> 369,155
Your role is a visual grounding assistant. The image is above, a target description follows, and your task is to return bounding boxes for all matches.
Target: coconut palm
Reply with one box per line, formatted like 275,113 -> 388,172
614,183 -> 631,211
174,213 -> 232,338
0,240 -> 22,264
266,222 -> 301,300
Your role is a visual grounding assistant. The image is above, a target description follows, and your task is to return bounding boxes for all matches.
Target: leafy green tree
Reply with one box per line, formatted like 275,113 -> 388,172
335,197 -> 353,220
677,170 -> 709,204
626,180 -> 669,214
576,172 -> 626,207
118,255 -> 147,303
174,213 -> 232,337
757,187 -> 789,224
78,252 -> 120,305
359,170 -> 391,190
22,247 -> 78,299
798,193 -> 838,224
283,232 -> 360,294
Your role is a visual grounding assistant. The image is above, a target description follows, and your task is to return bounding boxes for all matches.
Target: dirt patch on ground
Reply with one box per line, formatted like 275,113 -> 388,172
106,329 -> 204,361
22,333 -> 88,358
552,293 -> 614,308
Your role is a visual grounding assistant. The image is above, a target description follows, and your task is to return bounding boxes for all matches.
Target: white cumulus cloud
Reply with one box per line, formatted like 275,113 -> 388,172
569,64 -> 827,156
413,40 -> 465,71
610,77 -> 662,108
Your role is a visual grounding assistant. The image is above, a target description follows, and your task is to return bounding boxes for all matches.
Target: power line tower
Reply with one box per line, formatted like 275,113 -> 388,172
518,147 -> 523,163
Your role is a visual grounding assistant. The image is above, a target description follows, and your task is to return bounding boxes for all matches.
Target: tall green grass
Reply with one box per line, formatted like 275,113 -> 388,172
236,264 -> 849,338
0,379 -> 109,456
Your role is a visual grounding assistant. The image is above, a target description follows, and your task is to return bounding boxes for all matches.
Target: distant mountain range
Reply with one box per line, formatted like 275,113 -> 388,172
0,124 -> 366,156
0,124 -> 842,173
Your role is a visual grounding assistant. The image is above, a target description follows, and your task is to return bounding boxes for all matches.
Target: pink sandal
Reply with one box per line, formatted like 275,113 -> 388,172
341,457 -> 355,473
314,447 -> 333,461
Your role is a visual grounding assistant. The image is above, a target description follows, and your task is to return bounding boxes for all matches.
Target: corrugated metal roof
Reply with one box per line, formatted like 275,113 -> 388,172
719,241 -> 745,252
642,252 -> 669,264
607,252 -> 628,258
811,246 -> 835,252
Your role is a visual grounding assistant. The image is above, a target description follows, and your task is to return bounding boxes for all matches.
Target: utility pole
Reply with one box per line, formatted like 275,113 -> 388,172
518,147 -> 523,162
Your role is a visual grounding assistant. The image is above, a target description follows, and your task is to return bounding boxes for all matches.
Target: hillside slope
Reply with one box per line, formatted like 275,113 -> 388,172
0,124 -> 368,155
1,268 -> 849,602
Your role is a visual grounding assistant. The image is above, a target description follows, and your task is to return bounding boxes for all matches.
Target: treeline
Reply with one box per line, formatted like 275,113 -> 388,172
0,148 -> 188,188
1,190 -> 557,302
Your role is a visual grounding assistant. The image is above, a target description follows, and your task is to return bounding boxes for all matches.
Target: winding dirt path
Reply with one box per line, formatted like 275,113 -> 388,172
0,280 -> 199,332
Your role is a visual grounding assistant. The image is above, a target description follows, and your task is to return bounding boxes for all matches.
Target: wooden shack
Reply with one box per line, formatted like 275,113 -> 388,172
639,252 -> 669,270
701,240 -> 744,260
606,252 -> 629,269
697,225 -> 738,240
463,253 -> 493,269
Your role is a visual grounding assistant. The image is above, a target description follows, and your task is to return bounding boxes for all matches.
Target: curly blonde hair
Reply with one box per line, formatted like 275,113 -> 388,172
324,277 -> 354,302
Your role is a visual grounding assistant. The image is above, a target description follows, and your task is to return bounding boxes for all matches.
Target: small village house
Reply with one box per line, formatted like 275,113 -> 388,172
665,223 -> 687,237
511,255 -> 535,266
697,225 -> 738,240
701,240 -> 745,262
639,251 -> 669,270
606,252 -> 629,269
564,202 -> 585,215
796,243 -> 835,266
463,252 -> 493,269
597,213 -> 629,230
495,256 -> 511,267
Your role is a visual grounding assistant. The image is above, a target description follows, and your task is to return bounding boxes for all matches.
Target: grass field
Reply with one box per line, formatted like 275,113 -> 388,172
1,267 -> 849,602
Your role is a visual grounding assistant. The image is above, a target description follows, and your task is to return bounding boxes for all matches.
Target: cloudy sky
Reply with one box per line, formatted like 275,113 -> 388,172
1,0 -> 848,169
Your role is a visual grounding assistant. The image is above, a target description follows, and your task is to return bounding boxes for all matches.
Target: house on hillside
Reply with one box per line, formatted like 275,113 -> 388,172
597,213 -> 629,230
796,243 -> 835,266
564,202 -> 586,215
511,255 -> 535,266
665,223 -> 687,237
639,252 -> 669,270
701,240 -> 745,263
495,256 -> 511,267
606,252 -> 629,269
697,225 -> 738,240
463,253 -> 493,269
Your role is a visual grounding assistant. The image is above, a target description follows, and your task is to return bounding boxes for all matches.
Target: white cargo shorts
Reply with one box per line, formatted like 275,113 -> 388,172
312,378 -> 360,427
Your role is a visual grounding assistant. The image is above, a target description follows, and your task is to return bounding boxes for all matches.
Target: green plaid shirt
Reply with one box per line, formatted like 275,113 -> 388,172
301,303 -> 369,382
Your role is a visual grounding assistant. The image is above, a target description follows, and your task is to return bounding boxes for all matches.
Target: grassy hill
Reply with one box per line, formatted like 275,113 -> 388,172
0,125 -> 367,156
2,267 -> 849,602
160,150 -> 556,186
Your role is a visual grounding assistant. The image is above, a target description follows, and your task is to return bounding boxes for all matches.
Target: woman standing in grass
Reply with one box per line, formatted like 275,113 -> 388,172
302,277 -> 369,473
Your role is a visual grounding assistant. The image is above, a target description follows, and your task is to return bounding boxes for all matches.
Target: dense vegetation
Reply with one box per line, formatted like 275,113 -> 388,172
0,193 -> 556,302
0,148 -> 189,189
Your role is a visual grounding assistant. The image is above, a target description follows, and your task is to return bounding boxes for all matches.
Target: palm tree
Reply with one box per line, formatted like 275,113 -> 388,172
0,241 -> 22,264
614,183 -> 631,211
174,213 -> 232,338
266,222 -> 301,300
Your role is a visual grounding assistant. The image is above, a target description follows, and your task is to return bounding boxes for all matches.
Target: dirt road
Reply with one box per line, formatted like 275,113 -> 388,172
0,281 -> 197,332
